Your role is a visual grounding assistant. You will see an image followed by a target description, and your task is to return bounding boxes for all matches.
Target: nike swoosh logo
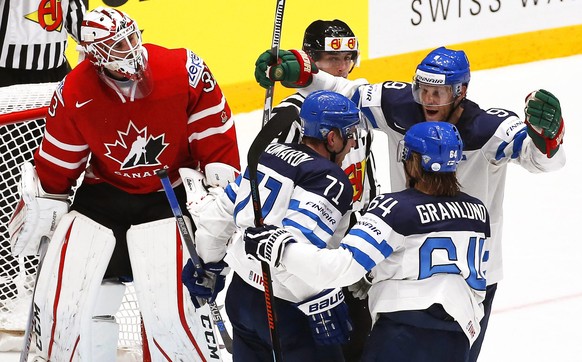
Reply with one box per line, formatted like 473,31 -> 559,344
76,99 -> 93,108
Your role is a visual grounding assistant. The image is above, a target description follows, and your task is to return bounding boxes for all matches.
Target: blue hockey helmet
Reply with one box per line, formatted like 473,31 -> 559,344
413,47 -> 470,104
399,121 -> 463,172
300,90 -> 360,141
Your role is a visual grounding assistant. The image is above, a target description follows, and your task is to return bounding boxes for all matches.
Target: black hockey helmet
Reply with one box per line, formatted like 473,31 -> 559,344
302,19 -> 359,63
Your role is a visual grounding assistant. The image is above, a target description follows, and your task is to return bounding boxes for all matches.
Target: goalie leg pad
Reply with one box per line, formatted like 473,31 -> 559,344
33,211 -> 116,361
127,217 -> 222,361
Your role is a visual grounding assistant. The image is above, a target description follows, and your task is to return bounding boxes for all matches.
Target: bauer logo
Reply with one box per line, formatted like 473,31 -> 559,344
307,289 -> 344,313
415,69 -> 446,85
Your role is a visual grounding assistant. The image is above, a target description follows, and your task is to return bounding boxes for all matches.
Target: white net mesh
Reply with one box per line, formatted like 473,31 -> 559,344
0,83 -> 143,356
0,82 -> 56,113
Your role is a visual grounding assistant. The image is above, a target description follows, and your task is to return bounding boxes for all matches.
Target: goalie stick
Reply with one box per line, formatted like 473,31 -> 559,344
156,169 -> 233,354
20,236 -> 49,362
253,0 -> 287,360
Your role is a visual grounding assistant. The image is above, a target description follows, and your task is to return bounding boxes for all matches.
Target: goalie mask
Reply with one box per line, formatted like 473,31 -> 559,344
81,7 -> 152,98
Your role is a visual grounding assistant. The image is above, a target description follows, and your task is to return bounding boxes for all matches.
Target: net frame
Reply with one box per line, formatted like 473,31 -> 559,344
0,83 -> 144,357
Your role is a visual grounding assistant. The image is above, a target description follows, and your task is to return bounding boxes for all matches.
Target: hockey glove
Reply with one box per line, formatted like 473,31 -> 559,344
347,271 -> 374,300
179,164 -> 238,226
255,49 -> 318,89
524,89 -> 565,158
243,224 -> 295,268
182,258 -> 229,309
8,162 -> 69,256
295,288 -> 353,346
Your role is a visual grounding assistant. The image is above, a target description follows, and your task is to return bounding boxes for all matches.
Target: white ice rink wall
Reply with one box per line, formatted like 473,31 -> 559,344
368,0 -> 582,58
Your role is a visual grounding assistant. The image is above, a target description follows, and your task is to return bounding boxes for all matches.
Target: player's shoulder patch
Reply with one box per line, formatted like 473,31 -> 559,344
185,49 -> 205,88
360,83 -> 383,108
494,113 -> 526,143
55,78 -> 66,106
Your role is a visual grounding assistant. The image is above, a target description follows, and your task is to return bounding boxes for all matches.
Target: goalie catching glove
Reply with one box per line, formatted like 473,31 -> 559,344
295,288 -> 353,346
182,258 -> 229,309
255,49 -> 318,89
524,89 -> 565,158
243,224 -> 296,268
8,162 -> 69,256
179,163 -> 238,225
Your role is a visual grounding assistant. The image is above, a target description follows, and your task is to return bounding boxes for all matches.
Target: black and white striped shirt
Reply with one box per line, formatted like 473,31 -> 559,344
0,0 -> 85,70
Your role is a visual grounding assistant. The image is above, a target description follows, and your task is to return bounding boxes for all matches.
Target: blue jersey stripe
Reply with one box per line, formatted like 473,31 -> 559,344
283,218 -> 327,248
288,199 -> 335,237
341,244 -> 377,271
349,228 -> 394,259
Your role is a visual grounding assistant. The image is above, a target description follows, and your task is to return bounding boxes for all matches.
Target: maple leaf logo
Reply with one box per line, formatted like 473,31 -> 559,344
104,121 -> 169,170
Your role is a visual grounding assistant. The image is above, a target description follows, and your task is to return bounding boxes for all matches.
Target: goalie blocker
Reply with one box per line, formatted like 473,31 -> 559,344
8,162 -> 69,256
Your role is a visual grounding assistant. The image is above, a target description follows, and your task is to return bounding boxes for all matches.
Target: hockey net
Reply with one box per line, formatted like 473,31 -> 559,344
0,83 -> 144,359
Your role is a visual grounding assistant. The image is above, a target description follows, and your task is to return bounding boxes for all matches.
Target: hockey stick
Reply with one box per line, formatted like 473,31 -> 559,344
156,169 -> 233,354
261,0 -> 286,127
20,236 -> 50,362
252,1 -> 287,360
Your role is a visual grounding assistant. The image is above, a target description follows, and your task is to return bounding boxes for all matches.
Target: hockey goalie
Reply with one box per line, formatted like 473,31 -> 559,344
7,6 -> 240,362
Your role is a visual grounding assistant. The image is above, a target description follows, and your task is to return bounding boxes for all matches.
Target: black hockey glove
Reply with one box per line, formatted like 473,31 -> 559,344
182,259 -> 228,309
295,288 -> 353,345
244,224 -> 295,268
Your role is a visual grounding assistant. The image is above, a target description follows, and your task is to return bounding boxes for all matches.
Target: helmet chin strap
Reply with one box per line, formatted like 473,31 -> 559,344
444,96 -> 466,123
325,137 -> 349,164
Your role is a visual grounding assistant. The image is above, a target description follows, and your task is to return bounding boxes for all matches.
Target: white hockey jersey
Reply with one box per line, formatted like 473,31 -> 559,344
281,188 -> 491,345
195,142 -> 354,302
300,73 -> 566,285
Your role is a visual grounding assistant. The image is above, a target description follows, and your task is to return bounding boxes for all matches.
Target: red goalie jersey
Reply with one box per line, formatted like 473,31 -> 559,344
35,44 -> 240,195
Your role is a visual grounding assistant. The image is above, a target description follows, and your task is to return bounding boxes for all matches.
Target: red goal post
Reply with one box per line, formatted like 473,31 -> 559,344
0,82 -> 144,359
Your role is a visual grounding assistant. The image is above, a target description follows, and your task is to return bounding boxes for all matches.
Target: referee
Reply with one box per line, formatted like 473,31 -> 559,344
0,0 -> 86,86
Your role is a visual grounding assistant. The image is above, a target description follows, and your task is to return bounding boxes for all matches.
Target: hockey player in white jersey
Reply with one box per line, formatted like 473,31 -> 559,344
183,90 -> 361,361
262,19 -> 378,362
254,46 -> 566,360
244,121 -> 491,361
